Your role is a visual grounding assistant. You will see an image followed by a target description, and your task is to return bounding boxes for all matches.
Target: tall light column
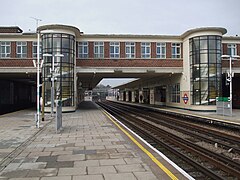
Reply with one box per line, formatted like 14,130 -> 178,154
221,55 -> 240,116
37,31 -> 40,127
31,17 -> 42,128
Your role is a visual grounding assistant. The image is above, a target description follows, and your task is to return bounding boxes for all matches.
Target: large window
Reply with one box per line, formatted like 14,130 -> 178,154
78,41 -> 88,58
171,43 -> 181,58
42,33 -> 75,108
156,43 -> 166,58
16,41 -> 27,58
0,41 -> 11,58
94,42 -> 104,58
32,41 -> 42,58
227,44 -> 237,56
125,42 -> 135,58
170,84 -> 180,103
190,36 -> 222,105
141,42 -> 151,58
110,42 -> 120,58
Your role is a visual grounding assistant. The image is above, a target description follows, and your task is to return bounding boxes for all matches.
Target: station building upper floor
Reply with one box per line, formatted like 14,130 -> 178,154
0,25 -> 239,69
1,24 -> 240,112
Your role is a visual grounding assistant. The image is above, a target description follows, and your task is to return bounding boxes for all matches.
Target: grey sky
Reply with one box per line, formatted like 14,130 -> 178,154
1,0 -> 239,86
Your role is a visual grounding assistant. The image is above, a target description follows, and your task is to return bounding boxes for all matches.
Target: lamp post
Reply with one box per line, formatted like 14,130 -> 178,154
43,53 -> 64,116
30,17 -> 42,128
221,54 -> 240,116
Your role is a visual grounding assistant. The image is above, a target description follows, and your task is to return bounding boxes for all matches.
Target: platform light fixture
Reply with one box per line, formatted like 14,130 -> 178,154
43,53 -> 64,117
30,17 -> 42,128
221,54 -> 240,116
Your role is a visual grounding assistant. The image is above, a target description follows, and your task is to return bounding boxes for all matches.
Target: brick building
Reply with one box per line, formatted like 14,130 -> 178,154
0,24 -> 240,113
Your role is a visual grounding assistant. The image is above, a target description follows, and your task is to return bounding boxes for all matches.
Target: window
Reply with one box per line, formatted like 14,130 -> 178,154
16,41 -> 27,58
126,42 -> 135,58
156,43 -> 166,58
0,41 -> 11,58
227,44 -> 237,56
171,43 -> 181,58
94,42 -> 104,58
32,42 -> 42,58
190,36 -> 222,105
170,84 -> 180,103
78,41 -> 88,58
42,33 -> 75,108
141,42 -> 151,58
110,42 -> 120,58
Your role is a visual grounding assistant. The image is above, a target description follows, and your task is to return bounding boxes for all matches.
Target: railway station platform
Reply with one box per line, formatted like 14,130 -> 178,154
0,101 -> 191,180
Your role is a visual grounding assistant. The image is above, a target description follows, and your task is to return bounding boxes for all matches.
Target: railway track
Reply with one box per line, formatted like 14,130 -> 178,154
97,101 -> 240,180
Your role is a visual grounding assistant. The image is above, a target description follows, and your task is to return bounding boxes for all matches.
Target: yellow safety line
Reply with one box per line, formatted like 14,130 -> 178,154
102,110 -> 178,180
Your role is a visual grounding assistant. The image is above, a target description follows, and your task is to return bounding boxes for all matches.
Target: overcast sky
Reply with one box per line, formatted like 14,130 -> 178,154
1,0 -> 240,86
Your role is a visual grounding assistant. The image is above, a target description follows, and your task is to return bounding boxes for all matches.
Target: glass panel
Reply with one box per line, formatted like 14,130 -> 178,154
190,35 -> 222,105
200,53 -> 208,63
42,33 -> 75,108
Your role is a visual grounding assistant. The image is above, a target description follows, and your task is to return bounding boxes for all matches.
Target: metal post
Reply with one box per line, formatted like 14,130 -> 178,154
51,56 -> 55,117
30,17 -> 42,128
41,81 -> 45,121
36,31 -> 40,128
229,56 -> 232,116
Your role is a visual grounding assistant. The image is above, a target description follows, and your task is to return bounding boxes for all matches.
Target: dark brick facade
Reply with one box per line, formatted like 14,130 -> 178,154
120,42 -> 125,58
0,59 -> 33,67
76,59 -> 183,67
166,42 -> 172,58
0,27 -> 22,33
151,42 -> 156,58
104,42 -> 109,58
88,42 -> 94,58
27,42 -> 32,58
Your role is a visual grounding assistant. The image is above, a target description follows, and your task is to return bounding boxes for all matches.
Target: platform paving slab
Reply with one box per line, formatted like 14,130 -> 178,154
0,102 -> 161,179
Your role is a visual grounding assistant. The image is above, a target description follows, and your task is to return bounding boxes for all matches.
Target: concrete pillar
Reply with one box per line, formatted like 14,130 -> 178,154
126,91 -> 129,102
120,92 -> 124,101
139,90 -> 143,103
150,89 -> 155,105
132,91 -> 135,102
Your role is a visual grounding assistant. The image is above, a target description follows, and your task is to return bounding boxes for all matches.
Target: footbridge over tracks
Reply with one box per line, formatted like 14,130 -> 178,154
1,24 -> 240,112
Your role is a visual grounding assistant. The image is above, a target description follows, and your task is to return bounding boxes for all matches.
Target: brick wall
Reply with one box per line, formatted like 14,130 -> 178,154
222,43 -> 227,55
136,42 -> 141,58
166,42 -> 172,58
0,59 -> 33,67
88,42 -> 94,58
151,42 -> 156,58
76,59 -> 183,67
11,42 -> 16,58
27,41 -> 32,58
120,42 -> 125,58
238,44 -> 240,55
104,42 -> 109,58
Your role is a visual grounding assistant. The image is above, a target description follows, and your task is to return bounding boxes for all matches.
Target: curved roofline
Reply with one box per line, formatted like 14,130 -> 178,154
181,27 -> 227,39
37,24 -> 82,37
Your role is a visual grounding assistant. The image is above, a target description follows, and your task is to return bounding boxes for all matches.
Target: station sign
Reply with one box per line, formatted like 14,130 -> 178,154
182,93 -> 189,104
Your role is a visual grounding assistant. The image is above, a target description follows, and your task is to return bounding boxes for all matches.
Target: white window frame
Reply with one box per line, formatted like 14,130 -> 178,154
110,42 -> 120,58
16,41 -> 27,58
125,42 -> 135,58
141,42 -> 151,58
78,41 -> 88,58
171,43 -> 181,59
156,42 -> 166,59
0,41 -> 11,58
32,41 -> 42,58
227,44 -> 237,56
170,83 -> 180,103
94,42 -> 104,58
